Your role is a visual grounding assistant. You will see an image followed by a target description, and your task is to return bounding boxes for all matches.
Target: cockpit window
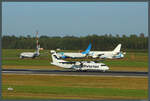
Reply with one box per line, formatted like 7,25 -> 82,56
101,64 -> 106,66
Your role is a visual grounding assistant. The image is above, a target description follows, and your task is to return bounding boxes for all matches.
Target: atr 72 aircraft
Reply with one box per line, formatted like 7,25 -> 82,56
88,44 -> 126,59
57,43 -> 92,59
50,50 -> 109,71
20,31 -> 43,59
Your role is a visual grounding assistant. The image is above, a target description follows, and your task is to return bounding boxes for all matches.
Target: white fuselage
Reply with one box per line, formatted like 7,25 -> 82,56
74,62 -> 109,71
89,51 -> 115,59
51,61 -> 109,71
58,52 -> 86,58
20,52 -> 39,58
51,50 -> 109,71
88,44 -> 124,59
51,62 -> 75,69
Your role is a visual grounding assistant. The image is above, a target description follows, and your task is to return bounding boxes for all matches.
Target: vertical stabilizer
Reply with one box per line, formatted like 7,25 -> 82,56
36,30 -> 39,49
51,50 -> 66,63
82,43 -> 92,54
35,30 -> 40,55
113,44 -> 121,53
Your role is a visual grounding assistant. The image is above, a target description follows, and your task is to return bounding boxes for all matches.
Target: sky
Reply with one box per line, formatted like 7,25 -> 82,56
2,2 -> 148,37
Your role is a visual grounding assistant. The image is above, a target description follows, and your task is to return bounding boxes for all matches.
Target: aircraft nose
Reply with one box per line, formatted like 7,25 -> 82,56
105,66 -> 109,70
121,54 -> 124,58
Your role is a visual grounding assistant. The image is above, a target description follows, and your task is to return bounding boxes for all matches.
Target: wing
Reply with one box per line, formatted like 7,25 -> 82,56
59,61 -> 76,64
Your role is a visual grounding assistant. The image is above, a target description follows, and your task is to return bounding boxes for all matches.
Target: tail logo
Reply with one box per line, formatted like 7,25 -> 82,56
82,43 -> 92,54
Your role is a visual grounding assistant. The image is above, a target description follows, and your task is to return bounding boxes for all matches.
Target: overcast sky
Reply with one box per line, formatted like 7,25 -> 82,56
2,2 -> 148,37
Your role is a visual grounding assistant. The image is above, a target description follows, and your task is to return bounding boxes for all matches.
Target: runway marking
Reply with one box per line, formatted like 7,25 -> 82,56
2,70 -> 148,78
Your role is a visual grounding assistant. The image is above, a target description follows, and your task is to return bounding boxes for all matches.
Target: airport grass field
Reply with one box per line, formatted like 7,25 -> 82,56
2,49 -> 148,99
2,49 -> 148,71
2,74 -> 148,99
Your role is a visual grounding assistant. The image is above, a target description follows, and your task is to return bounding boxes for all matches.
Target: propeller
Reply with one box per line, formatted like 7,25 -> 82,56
75,61 -> 81,65
75,61 -> 84,68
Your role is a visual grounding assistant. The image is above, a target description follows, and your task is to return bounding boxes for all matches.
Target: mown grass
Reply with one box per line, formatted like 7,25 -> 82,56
3,74 -> 148,89
103,61 -> 148,67
2,49 -> 148,99
3,59 -> 50,66
2,49 -> 148,67
3,85 -> 147,99
2,74 -> 148,99
2,65 -> 63,70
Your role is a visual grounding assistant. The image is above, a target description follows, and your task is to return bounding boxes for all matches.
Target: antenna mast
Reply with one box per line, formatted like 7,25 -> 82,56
36,30 -> 39,48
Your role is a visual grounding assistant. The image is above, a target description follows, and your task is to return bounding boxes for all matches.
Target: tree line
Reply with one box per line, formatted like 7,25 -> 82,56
2,33 -> 148,51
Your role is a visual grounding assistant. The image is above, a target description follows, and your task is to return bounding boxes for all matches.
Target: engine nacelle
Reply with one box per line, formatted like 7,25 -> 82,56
92,55 -> 98,58
75,62 -> 81,65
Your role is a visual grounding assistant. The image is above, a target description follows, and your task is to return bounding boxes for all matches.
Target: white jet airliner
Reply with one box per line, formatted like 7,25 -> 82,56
50,50 -> 109,72
89,44 -> 126,59
20,31 -> 43,59
57,43 -> 92,59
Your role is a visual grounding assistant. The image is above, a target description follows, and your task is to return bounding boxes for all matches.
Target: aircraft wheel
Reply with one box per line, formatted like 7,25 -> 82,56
20,56 -> 24,59
80,70 -> 86,72
76,69 -> 82,72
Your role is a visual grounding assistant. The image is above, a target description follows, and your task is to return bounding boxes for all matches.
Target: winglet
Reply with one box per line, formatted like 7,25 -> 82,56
82,43 -> 92,54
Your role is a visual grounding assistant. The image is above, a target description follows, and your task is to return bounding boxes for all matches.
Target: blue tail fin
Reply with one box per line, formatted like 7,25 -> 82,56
81,43 -> 92,54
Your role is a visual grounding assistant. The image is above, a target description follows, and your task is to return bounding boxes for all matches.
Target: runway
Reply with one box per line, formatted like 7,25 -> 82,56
2,69 -> 148,77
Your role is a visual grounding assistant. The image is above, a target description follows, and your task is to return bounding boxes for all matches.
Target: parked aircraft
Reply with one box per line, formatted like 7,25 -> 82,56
57,43 -> 92,59
20,31 -> 43,59
88,44 -> 125,59
50,50 -> 109,71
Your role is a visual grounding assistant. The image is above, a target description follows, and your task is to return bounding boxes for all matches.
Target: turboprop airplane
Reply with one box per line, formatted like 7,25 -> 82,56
20,31 -> 43,59
88,44 -> 126,59
50,50 -> 109,71
57,43 -> 92,59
